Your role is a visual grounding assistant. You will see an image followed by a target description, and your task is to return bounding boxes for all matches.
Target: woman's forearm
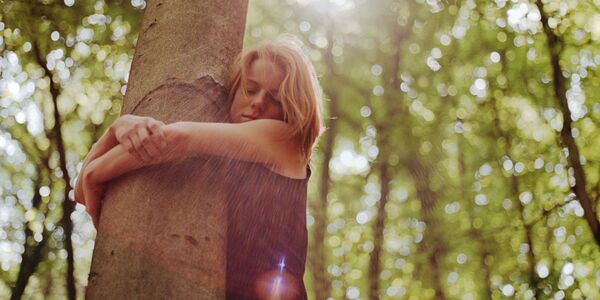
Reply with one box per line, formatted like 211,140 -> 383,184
85,144 -> 145,184
85,122 -> 186,184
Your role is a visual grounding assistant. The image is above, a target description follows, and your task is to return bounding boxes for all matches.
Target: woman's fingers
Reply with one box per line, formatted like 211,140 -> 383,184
137,125 -> 161,159
75,189 -> 84,204
125,136 -> 145,162
86,204 -> 100,228
116,116 -> 166,162
148,121 -> 167,149
74,177 -> 84,204
83,179 -> 103,228
122,137 -> 146,162
129,130 -> 152,162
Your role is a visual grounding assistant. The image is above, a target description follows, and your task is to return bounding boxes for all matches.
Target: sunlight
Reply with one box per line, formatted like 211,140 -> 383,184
294,0 -> 354,12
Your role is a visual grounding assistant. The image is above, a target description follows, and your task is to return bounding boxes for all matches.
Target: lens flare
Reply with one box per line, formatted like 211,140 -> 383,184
255,257 -> 300,300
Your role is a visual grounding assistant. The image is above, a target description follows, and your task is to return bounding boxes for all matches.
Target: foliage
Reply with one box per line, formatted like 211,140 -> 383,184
1,0 -> 599,299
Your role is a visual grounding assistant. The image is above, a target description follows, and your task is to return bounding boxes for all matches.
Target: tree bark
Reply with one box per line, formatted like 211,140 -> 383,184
86,1 -> 248,299
535,0 -> 600,246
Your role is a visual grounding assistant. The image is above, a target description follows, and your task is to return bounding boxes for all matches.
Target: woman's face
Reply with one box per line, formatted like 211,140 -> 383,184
229,58 -> 285,123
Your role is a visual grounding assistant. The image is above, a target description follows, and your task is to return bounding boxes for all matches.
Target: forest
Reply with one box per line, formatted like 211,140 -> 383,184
1,0 -> 599,299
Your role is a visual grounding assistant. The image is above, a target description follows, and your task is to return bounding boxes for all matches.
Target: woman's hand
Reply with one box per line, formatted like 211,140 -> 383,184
81,160 -> 107,228
111,114 -> 168,162
74,170 -> 85,205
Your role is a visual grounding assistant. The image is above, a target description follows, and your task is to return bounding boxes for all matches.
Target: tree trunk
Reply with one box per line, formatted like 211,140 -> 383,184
489,91 -> 541,297
44,45 -> 77,300
457,125 -> 492,300
408,160 -> 446,300
86,1 -> 248,299
9,40 -> 77,299
535,0 -> 600,246
11,178 -> 46,300
308,26 -> 337,300
368,163 -> 389,300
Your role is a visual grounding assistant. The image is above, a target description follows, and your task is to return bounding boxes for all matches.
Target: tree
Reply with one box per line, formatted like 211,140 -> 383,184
85,1 -> 248,298
0,2 -> 141,298
535,0 -> 600,246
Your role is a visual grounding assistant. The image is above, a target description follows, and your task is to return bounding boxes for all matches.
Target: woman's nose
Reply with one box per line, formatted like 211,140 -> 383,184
250,91 -> 267,109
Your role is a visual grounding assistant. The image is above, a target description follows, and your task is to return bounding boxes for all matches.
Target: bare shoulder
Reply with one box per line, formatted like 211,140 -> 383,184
238,119 -> 307,178
239,119 -> 289,135
172,120 -> 306,177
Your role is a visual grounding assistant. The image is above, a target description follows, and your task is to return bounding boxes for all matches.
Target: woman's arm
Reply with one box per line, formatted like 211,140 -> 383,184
75,114 -> 165,205
74,126 -> 119,204
174,119 -> 300,166
80,124 -> 181,226
83,119 -> 301,189
82,119 -> 300,225
83,121 -> 185,183
81,118 -> 296,200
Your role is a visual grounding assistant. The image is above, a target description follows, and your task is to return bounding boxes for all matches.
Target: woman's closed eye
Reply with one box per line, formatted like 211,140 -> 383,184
268,95 -> 281,105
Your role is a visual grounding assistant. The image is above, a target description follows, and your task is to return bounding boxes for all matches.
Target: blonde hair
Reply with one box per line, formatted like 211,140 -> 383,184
227,36 -> 324,164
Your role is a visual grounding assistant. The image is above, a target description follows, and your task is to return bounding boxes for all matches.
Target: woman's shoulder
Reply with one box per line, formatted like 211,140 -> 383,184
239,119 -> 306,175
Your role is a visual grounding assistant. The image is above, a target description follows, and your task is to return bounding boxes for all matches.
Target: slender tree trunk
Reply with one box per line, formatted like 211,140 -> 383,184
7,122 -> 50,299
308,27 -> 337,300
408,160 -> 446,300
86,1 -> 248,298
366,10 -> 417,299
457,126 -> 492,299
22,42 -> 77,300
368,163 -> 389,300
510,175 -> 541,297
11,178 -> 46,300
490,97 -> 540,297
535,0 -> 600,245
382,9 -> 446,298
45,48 -> 77,300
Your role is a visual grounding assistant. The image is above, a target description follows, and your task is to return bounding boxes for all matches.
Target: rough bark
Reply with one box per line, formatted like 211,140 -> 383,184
535,0 -> 600,245
86,1 -> 248,299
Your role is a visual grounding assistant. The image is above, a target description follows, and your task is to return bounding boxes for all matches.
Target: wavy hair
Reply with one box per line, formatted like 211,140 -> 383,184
227,36 -> 324,163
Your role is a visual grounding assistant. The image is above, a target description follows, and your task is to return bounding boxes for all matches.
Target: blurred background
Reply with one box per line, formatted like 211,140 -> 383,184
1,0 -> 600,299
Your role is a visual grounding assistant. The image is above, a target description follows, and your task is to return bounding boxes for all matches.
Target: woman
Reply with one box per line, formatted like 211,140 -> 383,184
75,37 -> 323,299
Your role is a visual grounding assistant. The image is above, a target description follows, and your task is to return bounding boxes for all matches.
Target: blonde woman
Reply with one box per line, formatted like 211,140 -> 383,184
75,37 -> 323,300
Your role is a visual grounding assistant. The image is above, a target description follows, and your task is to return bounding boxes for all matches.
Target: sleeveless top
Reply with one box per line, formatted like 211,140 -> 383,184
225,160 -> 311,300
